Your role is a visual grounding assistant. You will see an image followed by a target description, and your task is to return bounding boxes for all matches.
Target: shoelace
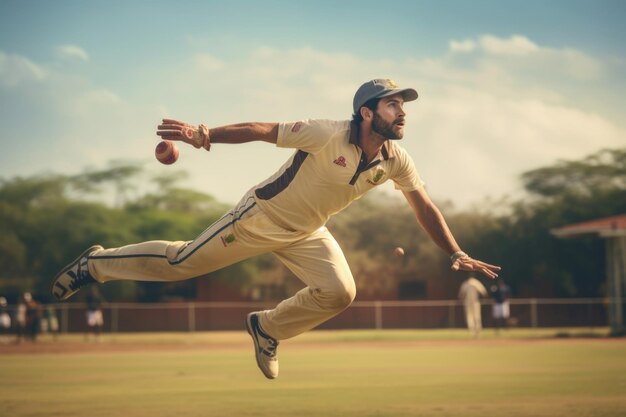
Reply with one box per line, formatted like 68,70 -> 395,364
69,263 -> 92,291
265,338 -> 279,358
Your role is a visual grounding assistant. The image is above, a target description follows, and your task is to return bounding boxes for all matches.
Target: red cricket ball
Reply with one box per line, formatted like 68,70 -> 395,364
155,140 -> 179,165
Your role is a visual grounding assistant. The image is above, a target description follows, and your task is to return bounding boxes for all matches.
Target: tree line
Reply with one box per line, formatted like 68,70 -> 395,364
1,148 -> 624,303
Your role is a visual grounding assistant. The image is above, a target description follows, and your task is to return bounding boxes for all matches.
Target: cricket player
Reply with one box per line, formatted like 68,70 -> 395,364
52,78 -> 501,379
491,279 -> 512,333
458,275 -> 488,338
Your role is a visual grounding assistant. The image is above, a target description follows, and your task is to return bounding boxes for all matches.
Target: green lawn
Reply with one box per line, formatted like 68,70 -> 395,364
1,329 -> 625,417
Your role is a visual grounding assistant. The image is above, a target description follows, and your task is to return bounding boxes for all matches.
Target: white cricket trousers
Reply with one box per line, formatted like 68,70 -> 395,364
88,194 -> 356,340
463,301 -> 482,336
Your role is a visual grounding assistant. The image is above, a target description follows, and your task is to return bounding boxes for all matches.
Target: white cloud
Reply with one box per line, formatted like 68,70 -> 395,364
1,35 -> 622,210
0,51 -> 47,87
449,39 -> 476,53
57,44 -> 89,61
407,88 -> 624,206
0,50 -> 142,182
447,34 -> 603,81
70,88 -> 122,115
480,34 -> 539,55
154,40 -> 623,207
554,48 -> 602,79
194,53 -> 225,71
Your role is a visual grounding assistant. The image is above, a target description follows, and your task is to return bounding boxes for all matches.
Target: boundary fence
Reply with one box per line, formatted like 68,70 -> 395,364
35,297 -> 620,333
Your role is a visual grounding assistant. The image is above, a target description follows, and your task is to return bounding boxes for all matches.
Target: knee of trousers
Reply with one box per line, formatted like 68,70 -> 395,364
311,281 -> 356,312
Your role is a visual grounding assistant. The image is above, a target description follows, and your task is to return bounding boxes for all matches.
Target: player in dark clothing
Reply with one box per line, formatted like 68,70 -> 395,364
490,280 -> 511,333
85,287 -> 104,340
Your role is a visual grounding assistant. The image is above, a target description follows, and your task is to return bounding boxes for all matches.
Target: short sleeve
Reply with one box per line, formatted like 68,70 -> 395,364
277,119 -> 338,154
391,147 -> 425,191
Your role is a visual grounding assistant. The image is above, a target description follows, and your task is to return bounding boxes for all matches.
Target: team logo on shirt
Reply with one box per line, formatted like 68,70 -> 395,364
366,167 -> 386,185
333,156 -> 347,167
291,122 -> 302,133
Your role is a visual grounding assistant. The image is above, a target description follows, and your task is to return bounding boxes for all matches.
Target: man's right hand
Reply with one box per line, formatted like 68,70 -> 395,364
157,119 -> 209,150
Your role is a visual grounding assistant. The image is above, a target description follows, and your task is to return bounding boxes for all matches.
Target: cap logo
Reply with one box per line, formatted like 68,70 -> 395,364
385,79 -> 398,88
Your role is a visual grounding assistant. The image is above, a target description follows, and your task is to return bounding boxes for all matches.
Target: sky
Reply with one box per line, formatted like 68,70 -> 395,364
1,0 -> 625,209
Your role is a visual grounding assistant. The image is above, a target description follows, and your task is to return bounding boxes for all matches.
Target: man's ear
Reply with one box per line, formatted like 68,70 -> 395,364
360,107 -> 373,121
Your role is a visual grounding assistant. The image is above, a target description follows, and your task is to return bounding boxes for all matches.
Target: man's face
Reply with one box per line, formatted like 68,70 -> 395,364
371,94 -> 406,140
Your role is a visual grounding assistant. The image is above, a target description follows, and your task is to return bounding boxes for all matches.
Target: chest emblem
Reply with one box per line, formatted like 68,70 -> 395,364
366,167 -> 386,185
333,156 -> 347,167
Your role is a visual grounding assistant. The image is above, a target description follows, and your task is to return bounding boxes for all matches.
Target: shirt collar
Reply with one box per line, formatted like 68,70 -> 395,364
349,120 -> 396,160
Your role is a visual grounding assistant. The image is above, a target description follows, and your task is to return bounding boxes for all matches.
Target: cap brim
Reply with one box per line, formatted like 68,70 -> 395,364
378,88 -> 418,102
353,86 -> 419,114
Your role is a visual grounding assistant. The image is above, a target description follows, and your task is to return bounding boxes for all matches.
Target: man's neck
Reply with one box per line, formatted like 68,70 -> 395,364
358,124 -> 386,163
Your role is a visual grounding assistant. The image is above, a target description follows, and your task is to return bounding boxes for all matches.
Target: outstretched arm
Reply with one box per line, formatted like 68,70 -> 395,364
157,119 -> 278,149
402,187 -> 501,279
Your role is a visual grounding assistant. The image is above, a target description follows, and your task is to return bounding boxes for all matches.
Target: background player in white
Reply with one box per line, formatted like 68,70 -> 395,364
458,275 -> 488,338
53,79 -> 500,379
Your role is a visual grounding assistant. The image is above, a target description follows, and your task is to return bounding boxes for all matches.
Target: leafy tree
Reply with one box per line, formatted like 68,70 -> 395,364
1,148 -> 624,303
471,148 -> 626,297
0,163 -> 233,302
522,148 -> 626,199
69,160 -> 145,206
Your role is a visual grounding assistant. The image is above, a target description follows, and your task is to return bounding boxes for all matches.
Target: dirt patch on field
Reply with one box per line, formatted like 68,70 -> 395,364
1,333 -> 623,355
0,341 -> 239,355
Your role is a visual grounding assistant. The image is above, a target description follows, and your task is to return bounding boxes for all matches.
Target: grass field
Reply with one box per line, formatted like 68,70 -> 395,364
1,329 -> 625,417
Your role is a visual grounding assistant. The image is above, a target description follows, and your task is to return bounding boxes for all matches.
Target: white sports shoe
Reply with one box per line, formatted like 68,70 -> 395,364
52,245 -> 103,301
246,312 -> 279,379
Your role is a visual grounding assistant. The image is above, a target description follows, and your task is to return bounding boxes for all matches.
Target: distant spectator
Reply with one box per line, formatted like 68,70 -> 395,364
490,279 -> 512,334
458,276 -> 488,338
15,295 -> 27,342
85,287 -> 104,340
41,305 -> 60,340
0,297 -> 11,342
24,293 -> 42,342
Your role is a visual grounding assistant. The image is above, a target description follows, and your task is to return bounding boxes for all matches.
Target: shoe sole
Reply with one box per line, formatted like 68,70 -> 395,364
51,245 -> 103,302
245,313 -> 276,379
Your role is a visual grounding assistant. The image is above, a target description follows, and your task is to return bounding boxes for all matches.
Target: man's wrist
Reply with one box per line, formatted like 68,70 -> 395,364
182,125 -> 204,149
199,124 -> 210,151
450,251 -> 468,264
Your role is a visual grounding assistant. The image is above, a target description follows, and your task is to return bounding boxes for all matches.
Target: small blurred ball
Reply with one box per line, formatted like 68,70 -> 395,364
394,247 -> 405,257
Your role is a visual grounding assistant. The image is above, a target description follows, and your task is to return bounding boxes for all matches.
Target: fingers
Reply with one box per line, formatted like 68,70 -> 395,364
157,120 -> 183,139
156,129 -> 185,141
157,119 -> 196,144
478,267 -> 499,279
157,123 -> 203,149
161,118 -> 188,126
478,261 -> 501,271
157,120 -> 191,134
451,257 -> 501,279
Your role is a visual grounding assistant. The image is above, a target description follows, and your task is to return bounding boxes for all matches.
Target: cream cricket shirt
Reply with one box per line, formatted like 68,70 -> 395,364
253,119 -> 424,233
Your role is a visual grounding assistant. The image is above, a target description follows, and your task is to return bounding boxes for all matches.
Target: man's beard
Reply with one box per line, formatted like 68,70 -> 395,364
372,111 -> 403,140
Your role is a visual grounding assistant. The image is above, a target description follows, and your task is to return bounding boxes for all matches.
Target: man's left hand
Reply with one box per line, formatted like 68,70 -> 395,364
452,256 -> 501,279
